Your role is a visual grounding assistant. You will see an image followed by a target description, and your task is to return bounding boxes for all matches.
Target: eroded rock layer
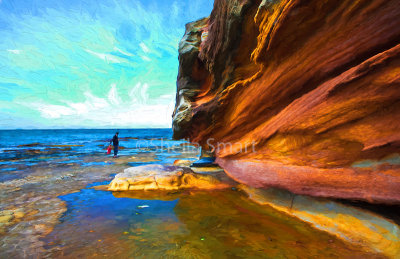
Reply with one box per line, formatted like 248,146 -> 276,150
172,0 -> 400,204
108,165 -> 229,191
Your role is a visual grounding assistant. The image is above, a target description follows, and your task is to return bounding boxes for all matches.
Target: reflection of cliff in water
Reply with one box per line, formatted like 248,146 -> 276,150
170,190 -> 381,258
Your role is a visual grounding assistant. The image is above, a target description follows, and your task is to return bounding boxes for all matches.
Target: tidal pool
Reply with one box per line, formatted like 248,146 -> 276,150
42,187 -> 382,258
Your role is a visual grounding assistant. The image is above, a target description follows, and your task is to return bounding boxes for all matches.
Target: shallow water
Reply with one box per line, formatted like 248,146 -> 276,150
0,129 -> 384,258
43,187 -> 383,258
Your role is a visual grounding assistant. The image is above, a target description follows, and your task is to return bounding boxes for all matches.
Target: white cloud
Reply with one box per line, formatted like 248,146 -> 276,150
113,46 -> 133,57
159,94 -> 174,99
68,102 -> 89,115
32,103 -> 75,118
140,55 -> 151,62
129,82 -> 141,102
7,49 -> 22,54
25,84 -> 173,128
128,82 -> 149,104
84,49 -> 125,63
139,42 -> 150,53
83,92 -> 109,109
108,83 -> 120,105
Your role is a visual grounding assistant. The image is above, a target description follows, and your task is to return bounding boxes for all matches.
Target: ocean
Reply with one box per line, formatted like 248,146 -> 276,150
0,128 -> 189,181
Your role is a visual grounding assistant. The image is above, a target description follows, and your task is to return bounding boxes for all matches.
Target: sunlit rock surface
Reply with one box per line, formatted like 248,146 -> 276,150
173,159 -> 193,167
240,185 -> 400,258
172,0 -> 400,204
108,164 -> 229,191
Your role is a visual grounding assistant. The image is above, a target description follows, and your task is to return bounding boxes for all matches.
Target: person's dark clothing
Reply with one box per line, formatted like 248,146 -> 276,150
111,135 -> 119,146
110,134 -> 119,156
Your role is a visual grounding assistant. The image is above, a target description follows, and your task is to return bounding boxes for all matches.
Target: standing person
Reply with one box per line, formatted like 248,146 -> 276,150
110,132 -> 119,158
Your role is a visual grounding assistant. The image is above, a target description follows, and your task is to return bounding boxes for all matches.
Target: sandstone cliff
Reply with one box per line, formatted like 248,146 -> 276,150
172,0 -> 400,204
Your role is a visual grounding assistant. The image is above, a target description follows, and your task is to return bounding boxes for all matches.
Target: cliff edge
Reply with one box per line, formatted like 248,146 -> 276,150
173,0 -> 400,204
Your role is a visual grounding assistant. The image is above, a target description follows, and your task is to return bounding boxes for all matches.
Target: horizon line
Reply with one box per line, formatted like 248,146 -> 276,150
0,127 -> 173,130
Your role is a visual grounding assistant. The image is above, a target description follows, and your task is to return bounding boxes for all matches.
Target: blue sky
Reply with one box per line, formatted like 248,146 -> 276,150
0,0 -> 213,129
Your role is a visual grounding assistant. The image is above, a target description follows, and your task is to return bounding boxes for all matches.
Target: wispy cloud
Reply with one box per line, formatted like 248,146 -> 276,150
7,49 -> 22,54
31,103 -> 75,119
139,42 -> 150,53
108,83 -> 121,105
113,47 -> 134,57
85,49 -> 126,64
140,55 -> 151,62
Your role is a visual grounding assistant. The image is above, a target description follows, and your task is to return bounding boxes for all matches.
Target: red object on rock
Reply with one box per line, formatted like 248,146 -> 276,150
107,145 -> 112,155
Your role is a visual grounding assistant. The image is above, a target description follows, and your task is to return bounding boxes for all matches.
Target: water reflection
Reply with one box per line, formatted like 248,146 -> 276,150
44,188 -> 380,258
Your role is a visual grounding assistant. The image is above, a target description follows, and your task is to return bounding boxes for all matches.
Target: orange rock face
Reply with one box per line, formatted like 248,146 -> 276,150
172,0 -> 400,204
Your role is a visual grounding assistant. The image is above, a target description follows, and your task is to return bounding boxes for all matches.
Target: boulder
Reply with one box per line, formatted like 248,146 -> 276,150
108,164 -> 229,191
173,159 -> 193,167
